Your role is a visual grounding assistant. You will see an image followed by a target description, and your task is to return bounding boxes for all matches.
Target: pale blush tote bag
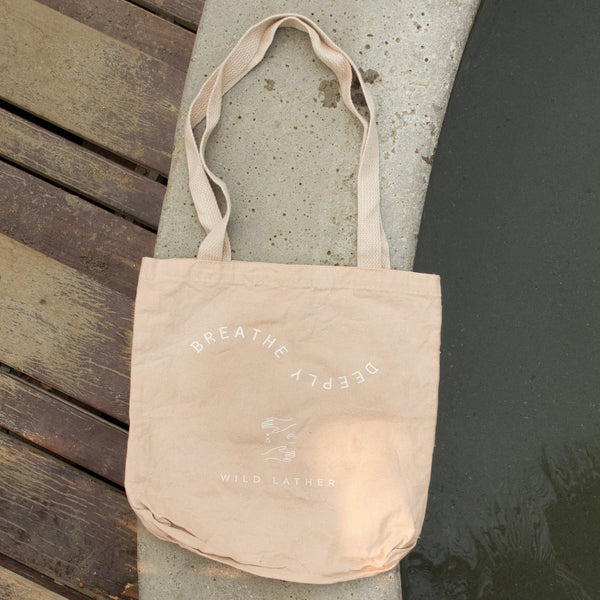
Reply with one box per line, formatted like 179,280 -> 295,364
125,13 -> 442,584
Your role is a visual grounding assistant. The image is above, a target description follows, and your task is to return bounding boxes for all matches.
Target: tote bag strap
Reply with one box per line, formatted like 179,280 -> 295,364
185,13 -> 391,269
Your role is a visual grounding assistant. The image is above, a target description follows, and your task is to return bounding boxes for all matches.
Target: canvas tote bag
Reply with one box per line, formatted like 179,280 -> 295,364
125,13 -> 442,584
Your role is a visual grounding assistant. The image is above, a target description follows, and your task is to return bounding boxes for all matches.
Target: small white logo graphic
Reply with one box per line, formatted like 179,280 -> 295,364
261,417 -> 297,462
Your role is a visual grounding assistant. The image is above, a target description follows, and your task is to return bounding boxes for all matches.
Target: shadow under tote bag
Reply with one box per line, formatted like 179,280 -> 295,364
125,13 -> 442,584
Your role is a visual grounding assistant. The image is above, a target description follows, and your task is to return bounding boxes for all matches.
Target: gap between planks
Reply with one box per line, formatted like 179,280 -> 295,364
37,0 -> 196,72
1,0 -> 186,175
0,159 -> 155,298
0,234 -> 132,424
127,0 -> 204,31
0,105 -> 165,229
0,431 -> 137,600
0,369 -> 128,487
0,559 -> 94,600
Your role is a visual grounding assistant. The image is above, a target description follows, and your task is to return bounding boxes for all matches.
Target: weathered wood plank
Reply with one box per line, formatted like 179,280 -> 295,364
131,0 -> 204,30
0,108 -> 164,229
0,0 -> 185,175
0,555 -> 92,600
0,372 -> 127,486
0,432 -> 137,599
0,161 -> 154,298
38,0 -> 195,72
0,235 -> 131,423
0,565 -> 74,600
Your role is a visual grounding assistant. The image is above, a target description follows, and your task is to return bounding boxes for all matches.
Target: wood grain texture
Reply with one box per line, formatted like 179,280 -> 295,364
0,108 -> 164,229
0,554 -> 93,600
131,0 -> 204,30
0,566 -> 73,600
37,0 -> 195,72
0,235 -> 132,423
0,373 -> 127,486
0,0 -> 185,175
0,161 -> 154,298
0,432 -> 137,599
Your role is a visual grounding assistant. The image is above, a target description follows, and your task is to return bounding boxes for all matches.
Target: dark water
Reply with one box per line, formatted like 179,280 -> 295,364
409,0 -> 600,597
403,439 -> 600,599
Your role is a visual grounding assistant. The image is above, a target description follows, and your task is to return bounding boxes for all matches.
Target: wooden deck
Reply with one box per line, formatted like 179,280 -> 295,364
0,1 -> 203,597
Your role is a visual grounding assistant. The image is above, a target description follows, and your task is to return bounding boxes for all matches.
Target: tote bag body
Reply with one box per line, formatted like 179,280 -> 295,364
125,13 -> 442,584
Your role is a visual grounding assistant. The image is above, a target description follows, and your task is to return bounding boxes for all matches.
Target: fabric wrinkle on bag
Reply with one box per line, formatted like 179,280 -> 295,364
125,13 -> 442,585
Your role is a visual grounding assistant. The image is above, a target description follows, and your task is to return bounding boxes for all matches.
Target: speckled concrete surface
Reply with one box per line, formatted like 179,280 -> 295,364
155,0 -> 479,269
144,0 -> 479,598
138,532 -> 401,599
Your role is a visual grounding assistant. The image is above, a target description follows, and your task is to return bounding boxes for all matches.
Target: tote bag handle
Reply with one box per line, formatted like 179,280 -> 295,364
185,13 -> 391,269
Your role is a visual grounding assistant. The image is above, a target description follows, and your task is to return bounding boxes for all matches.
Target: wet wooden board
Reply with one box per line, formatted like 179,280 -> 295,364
0,432 -> 137,599
0,108 -> 164,229
134,0 -> 204,30
38,0 -> 195,72
0,373 -> 127,486
0,566 -> 74,600
0,161 -> 154,298
0,0 -> 185,175
0,555 -> 91,600
0,235 -> 132,423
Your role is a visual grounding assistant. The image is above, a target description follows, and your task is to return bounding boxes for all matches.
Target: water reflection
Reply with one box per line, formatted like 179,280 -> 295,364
403,437 -> 600,599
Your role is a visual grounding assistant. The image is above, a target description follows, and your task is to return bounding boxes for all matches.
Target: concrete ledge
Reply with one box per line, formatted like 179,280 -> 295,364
155,0 -> 479,269
144,0 -> 479,598
139,534 -> 401,599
